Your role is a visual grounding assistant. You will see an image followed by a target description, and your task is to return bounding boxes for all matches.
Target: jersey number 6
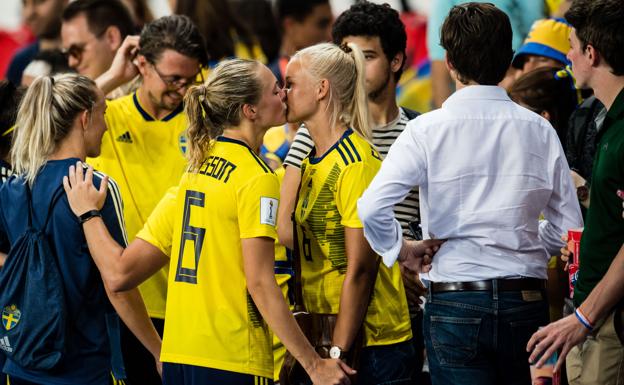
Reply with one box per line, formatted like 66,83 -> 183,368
175,190 -> 206,284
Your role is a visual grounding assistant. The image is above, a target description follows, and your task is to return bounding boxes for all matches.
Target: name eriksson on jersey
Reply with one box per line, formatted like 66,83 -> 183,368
197,156 -> 237,183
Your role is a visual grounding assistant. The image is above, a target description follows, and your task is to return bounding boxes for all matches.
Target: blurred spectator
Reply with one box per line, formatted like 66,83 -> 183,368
0,26 -> 35,79
512,18 -> 572,75
427,0 -> 545,108
509,66 -> 581,323
395,0 -> 432,114
0,80 -> 24,183
6,0 -> 68,85
120,0 -> 154,30
566,95 -> 606,183
509,66 -> 579,148
61,0 -> 135,81
269,0 -> 332,84
174,0 -> 265,66
548,0 -> 572,17
21,49 -> 73,86
231,0 -> 280,64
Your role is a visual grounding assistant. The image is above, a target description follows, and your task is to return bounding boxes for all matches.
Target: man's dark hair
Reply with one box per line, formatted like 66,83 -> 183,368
274,0 -> 330,23
565,0 -> 624,76
62,0 -> 136,40
139,15 -> 208,67
440,2 -> 513,85
332,1 -> 407,82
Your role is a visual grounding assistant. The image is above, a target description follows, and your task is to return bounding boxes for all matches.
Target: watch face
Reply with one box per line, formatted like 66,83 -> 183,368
329,346 -> 341,359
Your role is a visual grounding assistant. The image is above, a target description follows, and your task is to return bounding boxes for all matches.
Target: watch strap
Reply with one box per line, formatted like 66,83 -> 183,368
79,209 -> 102,224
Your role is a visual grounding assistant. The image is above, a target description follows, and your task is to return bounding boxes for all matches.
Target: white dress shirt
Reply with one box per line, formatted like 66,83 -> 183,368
358,85 -> 583,282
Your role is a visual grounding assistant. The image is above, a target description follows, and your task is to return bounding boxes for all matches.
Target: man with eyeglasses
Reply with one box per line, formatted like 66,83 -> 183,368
61,0 -> 135,85
89,15 -> 208,385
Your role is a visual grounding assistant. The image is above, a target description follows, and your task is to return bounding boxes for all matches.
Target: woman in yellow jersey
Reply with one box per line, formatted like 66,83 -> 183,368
279,43 -> 415,385
61,58 -> 354,385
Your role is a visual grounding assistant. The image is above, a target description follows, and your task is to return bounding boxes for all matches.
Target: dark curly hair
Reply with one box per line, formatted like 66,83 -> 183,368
441,2 -> 513,85
565,0 -> 624,76
332,1 -> 407,82
139,15 -> 208,66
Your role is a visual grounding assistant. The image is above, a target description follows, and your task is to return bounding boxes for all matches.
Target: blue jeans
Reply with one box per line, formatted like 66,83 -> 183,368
358,340 -> 416,385
423,288 -> 548,385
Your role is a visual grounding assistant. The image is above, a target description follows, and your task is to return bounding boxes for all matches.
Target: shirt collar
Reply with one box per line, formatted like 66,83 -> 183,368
443,85 -> 511,107
606,86 -> 624,120
133,92 -> 184,122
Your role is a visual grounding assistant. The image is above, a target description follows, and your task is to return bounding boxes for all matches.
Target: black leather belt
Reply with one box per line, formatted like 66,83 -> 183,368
430,278 -> 545,293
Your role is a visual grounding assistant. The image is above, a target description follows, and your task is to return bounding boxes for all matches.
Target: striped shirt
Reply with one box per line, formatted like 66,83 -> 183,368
283,108 -> 420,238
283,124 -> 315,168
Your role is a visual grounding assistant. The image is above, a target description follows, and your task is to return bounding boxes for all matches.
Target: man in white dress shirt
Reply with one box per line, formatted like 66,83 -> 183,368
357,3 -> 583,385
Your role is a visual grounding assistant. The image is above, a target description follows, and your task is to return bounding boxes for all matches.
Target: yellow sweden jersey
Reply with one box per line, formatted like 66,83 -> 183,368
295,129 -> 412,347
137,137 -> 279,378
88,92 -> 188,319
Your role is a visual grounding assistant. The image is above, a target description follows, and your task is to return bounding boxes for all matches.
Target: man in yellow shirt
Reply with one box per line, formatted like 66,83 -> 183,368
92,15 -> 208,385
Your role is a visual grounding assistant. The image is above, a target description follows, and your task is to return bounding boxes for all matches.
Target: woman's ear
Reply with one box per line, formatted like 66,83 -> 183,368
317,78 -> 330,101
80,110 -> 90,131
242,103 -> 257,120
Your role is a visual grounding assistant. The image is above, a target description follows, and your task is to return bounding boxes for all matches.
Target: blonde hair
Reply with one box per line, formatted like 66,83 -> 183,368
184,58 -> 263,171
293,42 -> 371,141
11,74 -> 97,185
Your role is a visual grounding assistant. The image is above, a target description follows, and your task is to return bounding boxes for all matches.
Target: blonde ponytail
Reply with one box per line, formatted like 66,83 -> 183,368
11,74 -> 97,185
184,58 -> 264,171
294,42 -> 372,142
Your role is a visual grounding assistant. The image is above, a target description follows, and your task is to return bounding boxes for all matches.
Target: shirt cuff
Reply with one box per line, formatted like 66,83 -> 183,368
375,220 -> 404,268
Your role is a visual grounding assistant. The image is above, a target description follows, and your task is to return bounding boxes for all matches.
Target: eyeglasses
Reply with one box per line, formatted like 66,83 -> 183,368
61,30 -> 106,63
150,62 -> 204,90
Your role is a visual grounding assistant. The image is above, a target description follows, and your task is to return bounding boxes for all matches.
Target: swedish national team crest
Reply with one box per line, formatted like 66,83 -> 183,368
179,134 -> 188,154
2,304 -> 21,331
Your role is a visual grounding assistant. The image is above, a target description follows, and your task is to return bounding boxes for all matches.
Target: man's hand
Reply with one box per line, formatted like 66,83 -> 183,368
307,357 -> 355,385
400,263 -> 427,308
526,313 -> 590,373
109,35 -> 140,83
398,239 -> 445,274
96,35 -> 140,94
560,234 -> 571,267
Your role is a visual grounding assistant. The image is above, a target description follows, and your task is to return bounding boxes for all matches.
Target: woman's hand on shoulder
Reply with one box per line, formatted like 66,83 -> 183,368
63,161 -> 108,217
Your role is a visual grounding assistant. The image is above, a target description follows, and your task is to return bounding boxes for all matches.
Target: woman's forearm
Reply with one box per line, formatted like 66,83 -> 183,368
277,166 -> 301,249
83,219 -> 168,292
105,287 -> 162,360
332,227 -> 378,351
243,238 -> 320,371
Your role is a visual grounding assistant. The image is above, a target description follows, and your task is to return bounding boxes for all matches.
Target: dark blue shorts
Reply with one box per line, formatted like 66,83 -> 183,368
6,374 -> 119,385
163,363 -> 273,385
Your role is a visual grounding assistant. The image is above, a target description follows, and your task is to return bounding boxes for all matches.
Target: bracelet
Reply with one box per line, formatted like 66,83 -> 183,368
79,209 -> 102,224
575,307 -> 594,331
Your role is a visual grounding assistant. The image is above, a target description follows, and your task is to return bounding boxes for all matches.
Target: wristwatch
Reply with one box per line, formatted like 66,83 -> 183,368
329,345 -> 346,360
577,182 -> 589,202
